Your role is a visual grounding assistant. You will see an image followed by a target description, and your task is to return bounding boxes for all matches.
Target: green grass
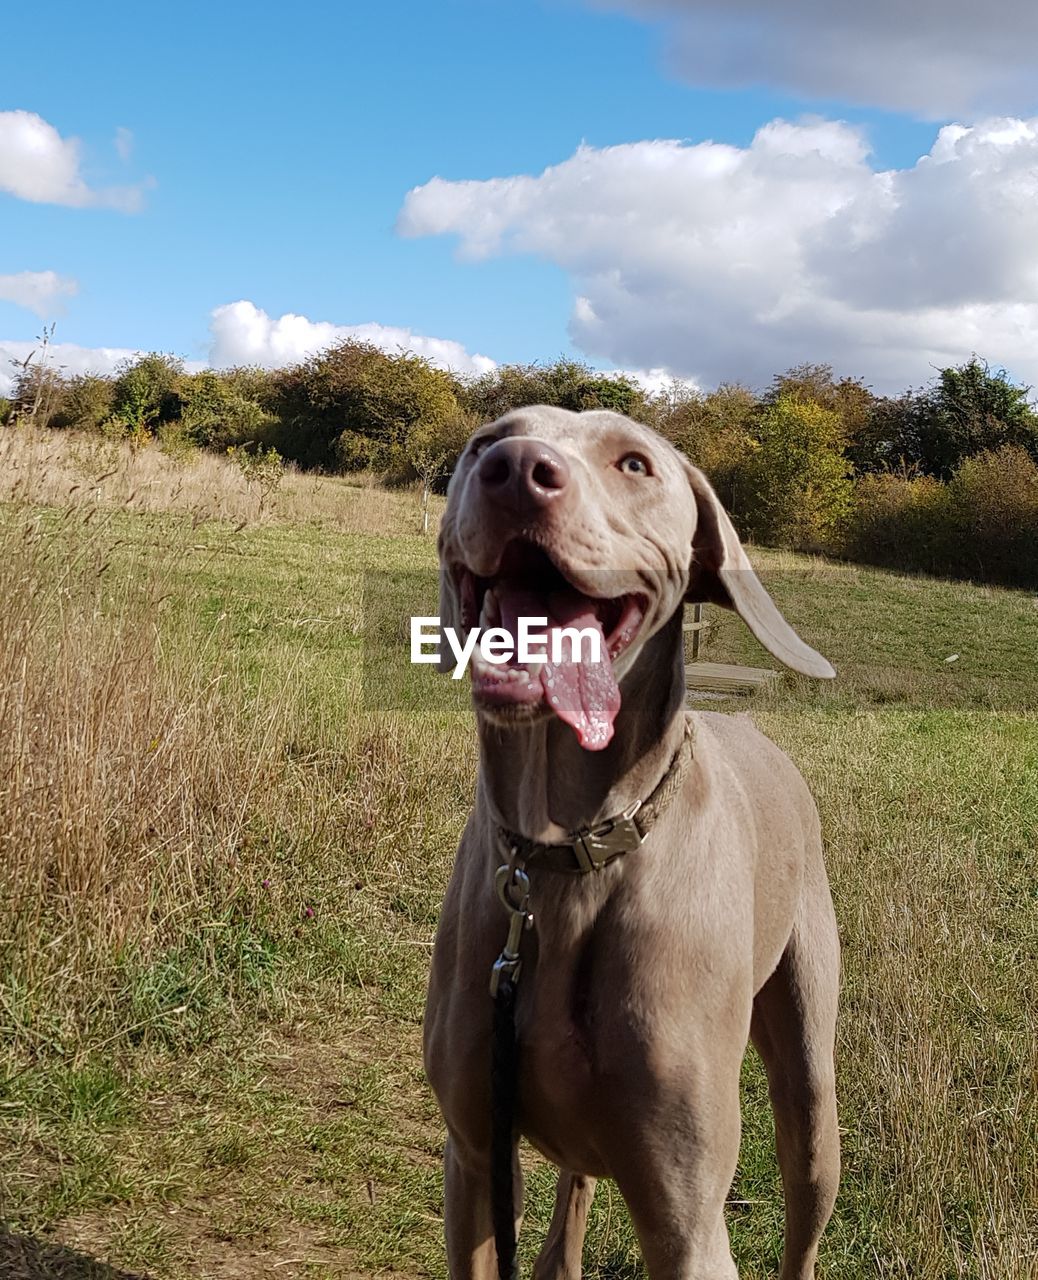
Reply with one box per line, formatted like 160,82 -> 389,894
1,488 -> 1036,1278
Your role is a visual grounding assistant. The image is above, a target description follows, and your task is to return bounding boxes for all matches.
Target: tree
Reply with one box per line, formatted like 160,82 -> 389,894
765,363 -> 876,467
647,382 -> 757,511
693,386 -> 759,513
407,435 -> 448,535
461,364 -> 556,422
405,411 -> 476,531
846,392 -> 918,475
538,360 -> 649,418
912,357 -> 1038,479
577,372 -> 647,418
226,444 -> 286,519
736,394 -> 853,548
857,357 -> 1038,480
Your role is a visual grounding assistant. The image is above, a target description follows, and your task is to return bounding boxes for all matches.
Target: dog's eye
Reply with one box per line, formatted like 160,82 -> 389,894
618,453 -> 651,476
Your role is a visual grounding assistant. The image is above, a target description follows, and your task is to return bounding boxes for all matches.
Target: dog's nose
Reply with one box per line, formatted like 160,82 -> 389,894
475,438 -> 570,512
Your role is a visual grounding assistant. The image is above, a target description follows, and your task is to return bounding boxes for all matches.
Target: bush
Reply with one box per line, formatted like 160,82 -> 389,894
945,445 -> 1038,585
841,471 -> 952,572
51,374 -> 115,433
174,370 -> 275,449
405,409 -> 477,478
155,418 -> 199,462
461,358 -> 651,424
332,429 -> 383,473
219,364 -> 280,407
734,394 -> 854,549
272,341 -> 461,472
6,361 -> 68,429
841,446 -> 1038,587
110,353 -> 184,442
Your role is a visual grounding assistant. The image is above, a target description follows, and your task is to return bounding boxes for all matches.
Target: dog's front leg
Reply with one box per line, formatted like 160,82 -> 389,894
611,1055 -> 744,1280
444,1134 -> 523,1280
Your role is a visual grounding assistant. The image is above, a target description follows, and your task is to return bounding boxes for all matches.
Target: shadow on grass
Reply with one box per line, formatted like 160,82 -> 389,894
0,1231 -> 150,1280
585,1259 -> 644,1280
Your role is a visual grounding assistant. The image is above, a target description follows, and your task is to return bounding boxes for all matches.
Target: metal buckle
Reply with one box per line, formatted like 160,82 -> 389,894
570,800 -> 644,873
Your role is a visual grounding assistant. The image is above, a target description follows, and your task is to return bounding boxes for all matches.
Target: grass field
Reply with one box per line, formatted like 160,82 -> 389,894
1,430 -> 1036,1279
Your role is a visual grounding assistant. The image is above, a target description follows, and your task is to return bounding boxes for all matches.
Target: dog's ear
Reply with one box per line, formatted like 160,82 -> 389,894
436,560 -> 460,675
684,462 -> 835,679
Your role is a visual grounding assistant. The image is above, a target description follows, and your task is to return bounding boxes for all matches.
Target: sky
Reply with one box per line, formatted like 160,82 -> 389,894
3,0 -> 1038,398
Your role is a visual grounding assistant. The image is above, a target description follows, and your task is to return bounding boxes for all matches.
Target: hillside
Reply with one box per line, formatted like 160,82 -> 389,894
0,432 -> 1035,1279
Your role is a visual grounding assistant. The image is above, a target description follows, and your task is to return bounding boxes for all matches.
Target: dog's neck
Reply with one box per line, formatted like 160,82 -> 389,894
475,612 -> 689,842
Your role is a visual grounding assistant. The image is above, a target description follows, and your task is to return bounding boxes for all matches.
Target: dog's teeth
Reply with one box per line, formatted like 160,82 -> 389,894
480,589 -> 500,627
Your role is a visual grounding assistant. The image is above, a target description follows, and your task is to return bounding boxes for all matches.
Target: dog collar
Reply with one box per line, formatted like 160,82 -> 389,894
497,716 -> 696,875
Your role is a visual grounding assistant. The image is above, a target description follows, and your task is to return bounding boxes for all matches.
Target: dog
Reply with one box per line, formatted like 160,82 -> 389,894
424,406 -> 840,1279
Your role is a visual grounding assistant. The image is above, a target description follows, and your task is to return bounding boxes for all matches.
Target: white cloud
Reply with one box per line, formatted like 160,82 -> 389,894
0,303 -> 496,398
399,117 -> 1038,394
208,300 -> 497,377
591,0 -> 1038,119
0,340 -> 139,397
114,126 -> 134,163
0,271 -> 78,317
0,110 -> 149,211
613,367 -> 700,398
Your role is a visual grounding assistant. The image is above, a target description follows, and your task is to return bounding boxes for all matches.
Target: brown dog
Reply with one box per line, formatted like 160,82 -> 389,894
424,406 -> 840,1279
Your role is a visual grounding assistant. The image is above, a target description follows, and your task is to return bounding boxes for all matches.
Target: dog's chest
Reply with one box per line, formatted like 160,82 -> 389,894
516,995 -> 614,1176
510,936 -> 652,1176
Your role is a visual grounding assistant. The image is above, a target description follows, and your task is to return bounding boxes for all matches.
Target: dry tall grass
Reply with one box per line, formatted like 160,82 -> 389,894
0,434 -> 456,1063
0,504 -> 296,1052
0,425 -> 440,534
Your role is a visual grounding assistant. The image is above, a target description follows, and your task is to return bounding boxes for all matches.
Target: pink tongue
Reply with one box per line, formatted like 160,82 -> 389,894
496,585 -> 621,751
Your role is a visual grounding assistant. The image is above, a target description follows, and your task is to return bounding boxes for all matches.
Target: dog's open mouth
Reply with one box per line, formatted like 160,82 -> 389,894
454,540 -> 646,751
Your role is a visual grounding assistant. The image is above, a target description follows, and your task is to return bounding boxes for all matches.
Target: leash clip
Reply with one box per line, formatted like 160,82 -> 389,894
490,861 -> 533,997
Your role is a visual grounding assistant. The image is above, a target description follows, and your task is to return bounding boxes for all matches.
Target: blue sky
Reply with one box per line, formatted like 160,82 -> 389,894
3,0 -> 1038,394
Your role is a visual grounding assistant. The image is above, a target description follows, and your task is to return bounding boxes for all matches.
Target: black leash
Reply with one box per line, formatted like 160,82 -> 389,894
489,863 -> 531,1280
491,976 -> 520,1280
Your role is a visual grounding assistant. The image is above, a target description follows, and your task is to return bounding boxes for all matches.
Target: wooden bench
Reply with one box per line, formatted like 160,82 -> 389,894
683,603 -> 779,696
683,601 -> 709,661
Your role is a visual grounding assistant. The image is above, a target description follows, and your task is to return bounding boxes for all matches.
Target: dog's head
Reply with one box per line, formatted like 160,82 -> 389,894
437,406 -> 833,749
